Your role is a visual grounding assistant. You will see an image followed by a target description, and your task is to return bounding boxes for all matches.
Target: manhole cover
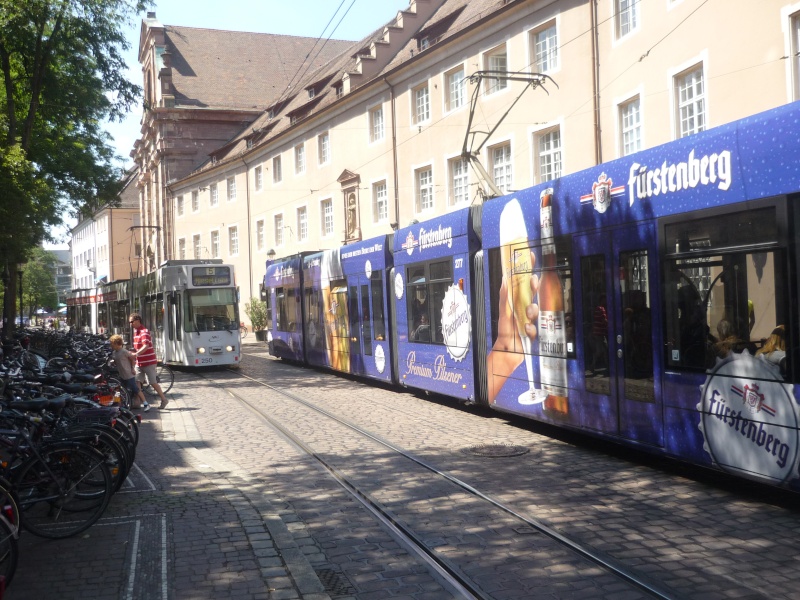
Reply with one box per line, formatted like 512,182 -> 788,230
462,444 -> 530,458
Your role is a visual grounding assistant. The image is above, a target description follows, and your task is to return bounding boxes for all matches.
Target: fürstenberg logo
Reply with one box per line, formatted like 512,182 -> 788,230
627,149 -> 732,207
419,225 -> 453,251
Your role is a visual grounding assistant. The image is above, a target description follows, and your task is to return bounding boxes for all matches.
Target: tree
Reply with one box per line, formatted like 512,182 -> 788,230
21,247 -> 58,321
0,0 -> 150,339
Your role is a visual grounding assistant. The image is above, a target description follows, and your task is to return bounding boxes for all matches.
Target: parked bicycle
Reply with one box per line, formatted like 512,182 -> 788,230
239,322 -> 249,338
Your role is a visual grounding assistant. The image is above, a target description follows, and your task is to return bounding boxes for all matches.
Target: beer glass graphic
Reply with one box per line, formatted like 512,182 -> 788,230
499,199 -> 542,404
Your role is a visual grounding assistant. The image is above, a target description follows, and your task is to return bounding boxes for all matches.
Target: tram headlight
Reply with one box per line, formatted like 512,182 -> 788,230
197,347 -> 206,354
226,345 -> 235,352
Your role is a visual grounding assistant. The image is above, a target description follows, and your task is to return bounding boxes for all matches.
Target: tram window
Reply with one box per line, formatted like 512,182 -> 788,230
486,237 -> 575,358
361,283 -> 372,355
371,272 -> 386,342
406,260 -> 452,344
664,208 -> 786,374
265,290 -> 273,331
581,255 -> 610,394
304,287 -> 324,349
183,288 -> 238,333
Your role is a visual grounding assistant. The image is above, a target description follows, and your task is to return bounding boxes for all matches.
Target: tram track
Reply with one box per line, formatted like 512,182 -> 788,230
201,352 -> 677,600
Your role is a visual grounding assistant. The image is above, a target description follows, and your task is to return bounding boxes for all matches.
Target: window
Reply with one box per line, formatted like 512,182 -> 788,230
532,23 -> 558,72
227,177 -> 236,202
228,226 -> 239,255
321,199 -> 334,236
449,157 -> 469,205
210,184 -> 218,207
318,132 -> 330,164
178,238 -> 186,260
415,167 -> 434,212
369,105 -> 384,142
412,83 -> 430,124
191,191 -> 199,212
256,219 -> 265,251
335,83 -> 344,99
295,144 -> 305,174
193,234 -> 201,259
373,181 -> 388,223
445,67 -> 465,111
616,0 -> 639,38
485,44 -> 508,94
406,260 -> 453,345
491,143 -> 512,194
297,207 -> 308,242
620,97 -> 642,156
275,214 -> 284,246
210,230 -> 220,258
537,128 -> 562,182
176,195 -> 184,217
675,66 -> 705,138
273,156 -> 282,183
255,166 -> 263,191
663,207 -> 784,374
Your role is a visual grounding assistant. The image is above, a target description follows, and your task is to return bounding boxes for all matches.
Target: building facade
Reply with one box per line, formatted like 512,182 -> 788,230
70,168 -> 142,289
135,0 -> 800,326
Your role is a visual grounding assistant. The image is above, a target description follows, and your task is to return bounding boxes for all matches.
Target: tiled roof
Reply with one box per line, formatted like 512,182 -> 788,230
164,26 -> 354,111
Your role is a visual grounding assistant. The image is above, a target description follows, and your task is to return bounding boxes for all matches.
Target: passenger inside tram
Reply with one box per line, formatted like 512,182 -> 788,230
756,325 -> 787,375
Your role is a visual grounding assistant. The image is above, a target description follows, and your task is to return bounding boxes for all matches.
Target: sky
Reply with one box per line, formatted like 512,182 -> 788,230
49,0 -> 410,247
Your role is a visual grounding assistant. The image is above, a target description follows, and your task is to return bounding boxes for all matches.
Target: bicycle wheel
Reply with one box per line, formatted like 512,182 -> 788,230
142,363 -> 174,397
0,515 -> 18,587
14,442 -> 112,539
64,428 -> 130,494
240,325 -> 248,338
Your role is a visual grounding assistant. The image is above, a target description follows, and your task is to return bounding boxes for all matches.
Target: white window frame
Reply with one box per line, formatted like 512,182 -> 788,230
254,166 -> 263,191
535,127 -> 562,183
294,144 -> 305,175
415,166 -> 434,213
615,0 -> 640,40
490,142 -> 512,194
176,195 -> 184,217
484,43 -> 508,95
785,8 -> 800,101
210,184 -> 219,208
369,104 -> 385,143
448,156 -> 469,206
227,176 -> 236,202
373,181 -> 388,223
531,21 -> 559,73
228,225 -> 239,256
619,96 -> 642,156
318,132 -> 330,165
296,206 -> 308,242
274,214 -> 284,246
444,65 -> 466,112
412,82 -> 430,124
674,63 -> 706,138
256,219 -> 265,252
178,238 -> 186,260
192,234 -> 202,259
321,198 -> 334,237
210,229 -> 220,258
191,190 -> 199,213
273,155 -> 282,183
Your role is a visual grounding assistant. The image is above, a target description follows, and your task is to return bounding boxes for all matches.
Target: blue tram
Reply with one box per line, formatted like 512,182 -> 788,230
262,101 -> 800,490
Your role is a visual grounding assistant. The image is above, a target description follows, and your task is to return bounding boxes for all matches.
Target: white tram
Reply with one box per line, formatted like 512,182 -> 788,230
66,260 -> 241,367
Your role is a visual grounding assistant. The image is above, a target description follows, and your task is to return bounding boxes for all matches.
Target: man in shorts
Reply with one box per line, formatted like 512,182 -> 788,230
129,313 -> 169,409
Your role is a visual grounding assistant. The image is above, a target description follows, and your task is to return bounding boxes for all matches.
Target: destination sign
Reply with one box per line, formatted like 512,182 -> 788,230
192,266 -> 231,286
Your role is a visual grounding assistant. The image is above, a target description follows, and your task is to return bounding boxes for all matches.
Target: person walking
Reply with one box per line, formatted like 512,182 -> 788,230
129,313 -> 169,409
109,334 -> 150,412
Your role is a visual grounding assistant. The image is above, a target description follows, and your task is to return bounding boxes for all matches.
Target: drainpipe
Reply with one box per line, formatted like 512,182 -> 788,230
591,0 -> 602,164
384,76 -> 400,230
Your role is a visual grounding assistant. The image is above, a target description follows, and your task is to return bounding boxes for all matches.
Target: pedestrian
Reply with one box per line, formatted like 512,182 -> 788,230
129,313 -> 169,409
109,334 -> 150,412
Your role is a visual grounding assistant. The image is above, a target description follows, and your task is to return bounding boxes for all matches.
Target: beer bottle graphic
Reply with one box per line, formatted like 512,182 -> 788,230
538,189 -> 569,416
498,199 -> 538,404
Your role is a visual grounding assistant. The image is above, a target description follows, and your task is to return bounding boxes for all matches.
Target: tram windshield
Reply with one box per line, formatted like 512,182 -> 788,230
184,288 -> 239,333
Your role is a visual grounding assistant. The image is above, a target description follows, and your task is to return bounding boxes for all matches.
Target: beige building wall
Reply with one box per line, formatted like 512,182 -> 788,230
168,0 -> 800,327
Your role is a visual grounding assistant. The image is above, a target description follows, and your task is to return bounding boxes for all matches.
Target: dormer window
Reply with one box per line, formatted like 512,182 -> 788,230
419,37 -> 430,50
268,108 -> 276,119
334,83 -> 344,99
307,88 -> 316,99
246,138 -> 253,149
211,156 -> 218,165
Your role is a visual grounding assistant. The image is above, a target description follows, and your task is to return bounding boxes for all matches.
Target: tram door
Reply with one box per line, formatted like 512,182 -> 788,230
576,223 -> 663,447
347,276 -> 373,376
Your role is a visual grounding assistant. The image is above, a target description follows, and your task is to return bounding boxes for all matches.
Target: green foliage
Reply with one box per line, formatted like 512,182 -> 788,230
21,247 -> 58,317
244,298 -> 268,331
